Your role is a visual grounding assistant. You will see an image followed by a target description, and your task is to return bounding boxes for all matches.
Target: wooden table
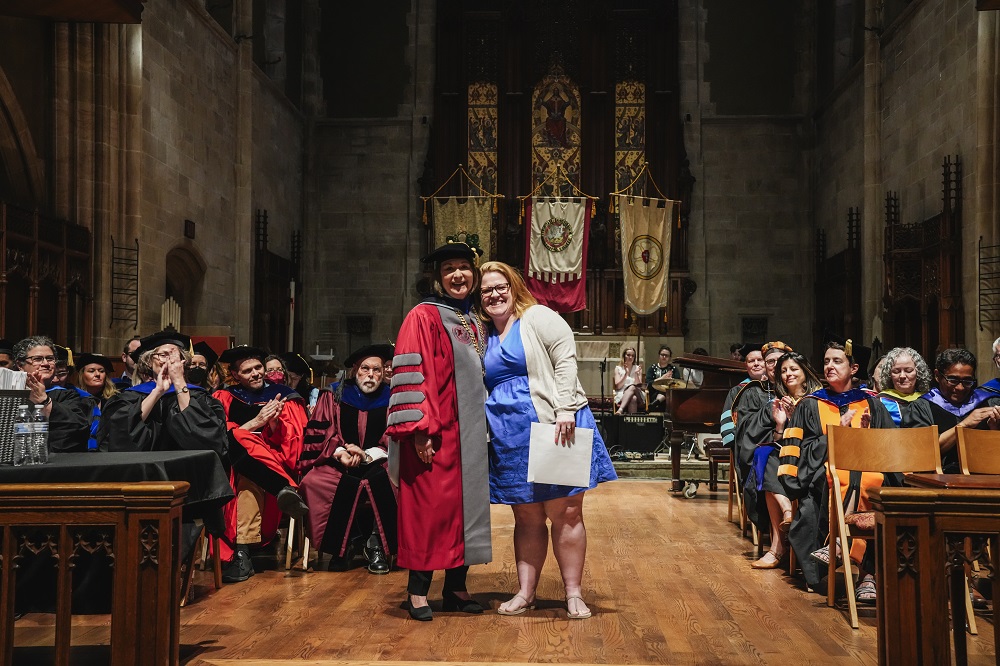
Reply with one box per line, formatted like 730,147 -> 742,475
870,475 -> 1000,666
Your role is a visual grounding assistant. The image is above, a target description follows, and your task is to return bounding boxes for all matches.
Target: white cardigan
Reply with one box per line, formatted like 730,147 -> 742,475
518,304 -> 588,423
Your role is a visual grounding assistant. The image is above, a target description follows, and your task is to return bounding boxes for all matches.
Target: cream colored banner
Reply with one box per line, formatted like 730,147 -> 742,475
528,197 -> 587,282
618,195 -> 675,315
432,197 -> 493,260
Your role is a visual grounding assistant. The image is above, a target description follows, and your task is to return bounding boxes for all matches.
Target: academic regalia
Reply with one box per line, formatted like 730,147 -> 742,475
385,296 -> 491,572
46,385 -> 92,453
731,380 -> 773,481
298,382 -> 397,558
300,387 -> 333,475
215,382 -> 307,561
912,388 -> 1000,473
777,388 -> 897,589
719,378 -> 751,449
99,382 -> 228,458
981,378 -> 1000,395
878,389 -> 928,427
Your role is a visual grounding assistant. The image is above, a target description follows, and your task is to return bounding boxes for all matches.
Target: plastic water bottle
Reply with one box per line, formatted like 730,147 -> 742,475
12,405 -> 31,466
32,404 -> 49,464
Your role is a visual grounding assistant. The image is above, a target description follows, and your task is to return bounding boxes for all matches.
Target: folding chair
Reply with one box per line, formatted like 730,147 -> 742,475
826,424 -> 941,629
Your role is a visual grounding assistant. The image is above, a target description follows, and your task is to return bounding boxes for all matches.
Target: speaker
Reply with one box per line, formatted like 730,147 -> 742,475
602,414 -> 664,458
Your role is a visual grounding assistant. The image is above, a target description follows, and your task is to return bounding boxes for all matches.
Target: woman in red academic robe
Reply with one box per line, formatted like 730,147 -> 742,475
386,242 -> 491,622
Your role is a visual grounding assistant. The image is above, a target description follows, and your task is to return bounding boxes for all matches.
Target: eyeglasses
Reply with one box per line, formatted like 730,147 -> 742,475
151,351 -> 176,361
764,359 -> 779,367
24,355 -> 56,364
481,283 -> 510,298
943,375 -> 976,388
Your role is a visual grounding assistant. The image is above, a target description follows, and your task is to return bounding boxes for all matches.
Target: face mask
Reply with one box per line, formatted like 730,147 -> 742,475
265,371 -> 286,384
187,367 -> 208,385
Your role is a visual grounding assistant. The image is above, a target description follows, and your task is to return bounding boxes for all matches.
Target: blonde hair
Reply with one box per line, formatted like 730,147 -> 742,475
479,261 -> 538,322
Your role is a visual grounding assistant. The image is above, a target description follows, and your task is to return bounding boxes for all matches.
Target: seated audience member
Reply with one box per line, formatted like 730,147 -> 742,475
876,346 -> 934,426
190,341 -> 221,392
614,346 -> 645,414
732,342 -> 791,483
646,345 -> 677,411
113,336 -> 142,390
99,332 -> 227,458
719,345 -> 765,452
76,353 -> 118,451
869,355 -> 886,393
680,347 -> 708,388
215,345 -> 310,583
13,336 -> 91,452
264,355 -> 290,385
299,344 -> 397,573
52,344 -> 73,387
912,348 -> 1000,473
979,336 -> 1000,396
777,340 -> 897,593
730,343 -> 743,361
0,338 -> 13,368
382,357 -> 393,385
748,351 -> 823,569
281,351 -> 320,413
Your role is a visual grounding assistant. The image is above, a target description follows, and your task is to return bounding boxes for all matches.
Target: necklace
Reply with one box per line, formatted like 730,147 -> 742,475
455,310 -> 486,360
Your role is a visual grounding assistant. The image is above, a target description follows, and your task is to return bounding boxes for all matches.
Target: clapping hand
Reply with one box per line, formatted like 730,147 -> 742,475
26,371 -> 47,404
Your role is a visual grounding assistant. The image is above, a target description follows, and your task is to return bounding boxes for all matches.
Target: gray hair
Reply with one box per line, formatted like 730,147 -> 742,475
134,345 -> 192,383
13,336 -> 56,366
878,346 -> 932,394
993,337 -> 1000,355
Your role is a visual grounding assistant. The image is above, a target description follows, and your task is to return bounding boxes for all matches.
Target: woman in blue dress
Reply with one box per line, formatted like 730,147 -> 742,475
479,261 -> 617,619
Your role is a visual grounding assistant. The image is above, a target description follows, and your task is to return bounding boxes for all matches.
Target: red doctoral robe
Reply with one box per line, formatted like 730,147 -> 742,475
386,300 -> 491,571
215,386 -> 307,561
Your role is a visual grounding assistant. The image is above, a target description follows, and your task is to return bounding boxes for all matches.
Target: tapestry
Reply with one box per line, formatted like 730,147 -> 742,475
524,197 -> 590,313
614,81 -> 646,191
432,197 -> 493,260
617,195 -> 675,315
467,81 -> 499,195
531,66 -> 582,196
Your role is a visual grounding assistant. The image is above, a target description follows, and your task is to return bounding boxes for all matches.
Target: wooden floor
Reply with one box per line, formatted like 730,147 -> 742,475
12,480 -> 998,665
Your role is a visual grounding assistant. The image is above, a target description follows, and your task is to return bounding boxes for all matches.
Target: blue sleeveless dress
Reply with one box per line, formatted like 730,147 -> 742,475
485,319 -> 617,504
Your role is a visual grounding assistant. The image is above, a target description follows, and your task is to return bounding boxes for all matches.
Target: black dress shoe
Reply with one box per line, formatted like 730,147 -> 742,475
407,598 -> 433,621
221,545 -> 255,583
442,590 -> 484,614
276,486 -> 309,518
328,537 -> 360,571
365,543 -> 391,574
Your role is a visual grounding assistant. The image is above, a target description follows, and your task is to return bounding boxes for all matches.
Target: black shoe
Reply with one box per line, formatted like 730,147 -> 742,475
365,543 -> 391,574
327,537 -> 360,571
276,486 -> 309,518
221,545 -> 255,583
442,590 -> 484,614
406,597 -> 433,621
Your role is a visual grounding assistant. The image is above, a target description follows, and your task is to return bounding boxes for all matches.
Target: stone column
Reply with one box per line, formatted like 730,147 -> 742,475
861,0 -> 883,347
232,0 -> 254,344
975,11 -> 1000,359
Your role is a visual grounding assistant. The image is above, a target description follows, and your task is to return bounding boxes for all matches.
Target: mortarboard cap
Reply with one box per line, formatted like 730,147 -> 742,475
421,241 -> 482,266
192,341 -> 219,369
131,330 -> 192,363
344,344 -> 395,369
54,344 -> 74,368
219,345 -> 267,367
822,331 -> 872,373
0,339 -> 14,355
74,353 -> 115,376
738,343 -> 764,359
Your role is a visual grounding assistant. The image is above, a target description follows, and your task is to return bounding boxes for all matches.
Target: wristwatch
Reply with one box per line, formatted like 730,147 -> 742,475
178,387 -> 189,394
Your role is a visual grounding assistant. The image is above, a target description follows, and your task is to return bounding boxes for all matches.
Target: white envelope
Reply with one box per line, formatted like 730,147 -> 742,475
527,422 -> 593,487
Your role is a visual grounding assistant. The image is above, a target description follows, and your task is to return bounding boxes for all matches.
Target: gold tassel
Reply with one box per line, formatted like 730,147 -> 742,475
66,347 -> 74,369
519,199 -> 525,224
493,197 -> 498,214
844,339 -> 853,357
422,201 -> 428,226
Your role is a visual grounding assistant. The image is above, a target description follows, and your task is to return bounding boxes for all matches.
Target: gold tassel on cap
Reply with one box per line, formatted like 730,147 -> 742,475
844,339 -> 853,356
66,347 -> 74,369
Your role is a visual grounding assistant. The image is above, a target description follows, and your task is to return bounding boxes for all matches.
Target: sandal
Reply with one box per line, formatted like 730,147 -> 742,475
856,576 -> 877,605
810,547 -> 842,566
497,594 -> 535,616
750,551 -> 784,569
566,596 -> 592,619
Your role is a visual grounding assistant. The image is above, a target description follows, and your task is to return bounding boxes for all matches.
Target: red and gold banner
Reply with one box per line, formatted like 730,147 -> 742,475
524,197 -> 590,313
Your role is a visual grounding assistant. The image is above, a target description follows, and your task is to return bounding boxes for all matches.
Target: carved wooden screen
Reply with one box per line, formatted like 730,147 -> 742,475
883,157 -> 963,361
425,1 -> 690,334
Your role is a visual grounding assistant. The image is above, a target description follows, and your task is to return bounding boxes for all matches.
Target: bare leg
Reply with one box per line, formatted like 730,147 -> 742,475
498,502 -> 547,613
621,385 -> 642,414
545,493 -> 590,616
761,492 -> 786,558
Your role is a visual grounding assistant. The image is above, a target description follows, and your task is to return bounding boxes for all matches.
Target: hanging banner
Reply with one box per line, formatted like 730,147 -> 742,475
617,195 -> 675,315
524,197 -> 590,313
432,197 -> 493,260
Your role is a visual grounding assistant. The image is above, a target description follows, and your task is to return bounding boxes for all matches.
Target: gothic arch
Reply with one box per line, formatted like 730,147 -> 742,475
165,243 -> 207,327
0,64 -> 44,205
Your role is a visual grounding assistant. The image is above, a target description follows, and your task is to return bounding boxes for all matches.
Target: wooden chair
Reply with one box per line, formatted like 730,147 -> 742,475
954,427 -> 1000,633
284,515 -> 311,570
826,425 -> 941,629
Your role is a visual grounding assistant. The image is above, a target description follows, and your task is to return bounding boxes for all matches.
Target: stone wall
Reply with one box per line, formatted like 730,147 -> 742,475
140,1 -> 241,336
301,0 -> 434,363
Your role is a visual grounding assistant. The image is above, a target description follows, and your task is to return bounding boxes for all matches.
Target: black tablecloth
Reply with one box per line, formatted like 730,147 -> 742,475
0,450 -> 235,510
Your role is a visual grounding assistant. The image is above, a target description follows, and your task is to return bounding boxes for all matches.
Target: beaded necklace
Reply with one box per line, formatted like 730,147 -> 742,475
455,310 -> 486,360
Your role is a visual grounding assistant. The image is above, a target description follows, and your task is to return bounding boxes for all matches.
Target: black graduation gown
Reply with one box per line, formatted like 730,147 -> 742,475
99,385 -> 228,457
732,381 -> 772,481
47,386 -> 92,453
777,392 -> 896,589
904,392 -> 1000,473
